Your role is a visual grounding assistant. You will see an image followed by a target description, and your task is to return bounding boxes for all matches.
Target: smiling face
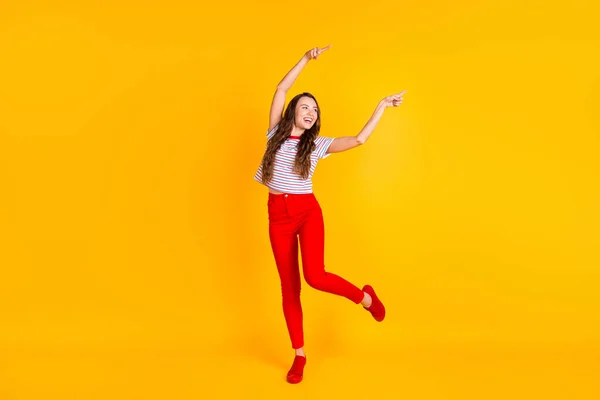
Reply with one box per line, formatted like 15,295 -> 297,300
294,96 -> 319,131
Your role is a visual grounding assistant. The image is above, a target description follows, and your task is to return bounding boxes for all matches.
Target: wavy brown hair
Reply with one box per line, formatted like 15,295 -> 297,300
260,92 -> 321,183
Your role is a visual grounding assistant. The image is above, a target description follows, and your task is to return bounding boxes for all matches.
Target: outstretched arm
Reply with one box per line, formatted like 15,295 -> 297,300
268,45 -> 332,131
326,91 -> 407,154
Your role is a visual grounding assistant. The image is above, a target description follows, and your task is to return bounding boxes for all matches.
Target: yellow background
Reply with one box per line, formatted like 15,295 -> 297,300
1,0 -> 599,398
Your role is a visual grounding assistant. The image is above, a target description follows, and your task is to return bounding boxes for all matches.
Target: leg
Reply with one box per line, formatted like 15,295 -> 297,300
298,206 -> 364,304
269,221 -> 304,349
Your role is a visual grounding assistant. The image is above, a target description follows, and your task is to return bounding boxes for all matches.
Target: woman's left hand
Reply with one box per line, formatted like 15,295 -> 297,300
381,91 -> 407,108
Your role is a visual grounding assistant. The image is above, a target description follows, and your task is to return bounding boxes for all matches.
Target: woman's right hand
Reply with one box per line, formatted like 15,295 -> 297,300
304,44 -> 332,61
380,91 -> 407,108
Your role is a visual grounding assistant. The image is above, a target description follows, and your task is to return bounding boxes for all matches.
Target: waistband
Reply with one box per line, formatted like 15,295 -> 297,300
268,192 -> 315,199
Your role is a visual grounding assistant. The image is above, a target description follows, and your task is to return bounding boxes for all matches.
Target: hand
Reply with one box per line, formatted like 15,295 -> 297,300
304,44 -> 332,61
381,90 -> 407,108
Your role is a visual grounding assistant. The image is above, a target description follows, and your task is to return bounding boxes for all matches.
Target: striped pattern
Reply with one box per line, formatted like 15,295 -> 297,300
254,125 -> 335,194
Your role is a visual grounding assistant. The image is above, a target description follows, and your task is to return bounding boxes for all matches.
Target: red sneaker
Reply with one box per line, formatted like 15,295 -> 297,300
362,285 -> 386,322
286,355 -> 306,384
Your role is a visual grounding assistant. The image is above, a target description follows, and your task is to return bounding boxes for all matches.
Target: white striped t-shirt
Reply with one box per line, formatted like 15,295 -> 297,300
254,125 -> 335,194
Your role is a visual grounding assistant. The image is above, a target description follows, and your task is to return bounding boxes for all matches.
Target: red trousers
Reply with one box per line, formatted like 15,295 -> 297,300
268,192 -> 365,349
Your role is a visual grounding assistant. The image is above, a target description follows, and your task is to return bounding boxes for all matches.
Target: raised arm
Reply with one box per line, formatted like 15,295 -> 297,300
268,45 -> 332,131
326,91 -> 407,154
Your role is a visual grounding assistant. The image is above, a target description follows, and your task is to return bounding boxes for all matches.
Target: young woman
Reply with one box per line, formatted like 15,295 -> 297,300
254,45 -> 406,384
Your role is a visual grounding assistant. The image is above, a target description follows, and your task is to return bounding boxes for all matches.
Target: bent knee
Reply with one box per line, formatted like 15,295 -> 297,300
305,273 -> 327,290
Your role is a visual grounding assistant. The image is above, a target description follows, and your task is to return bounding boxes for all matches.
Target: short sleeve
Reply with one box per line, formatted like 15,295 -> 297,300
314,136 -> 335,159
267,125 -> 279,140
